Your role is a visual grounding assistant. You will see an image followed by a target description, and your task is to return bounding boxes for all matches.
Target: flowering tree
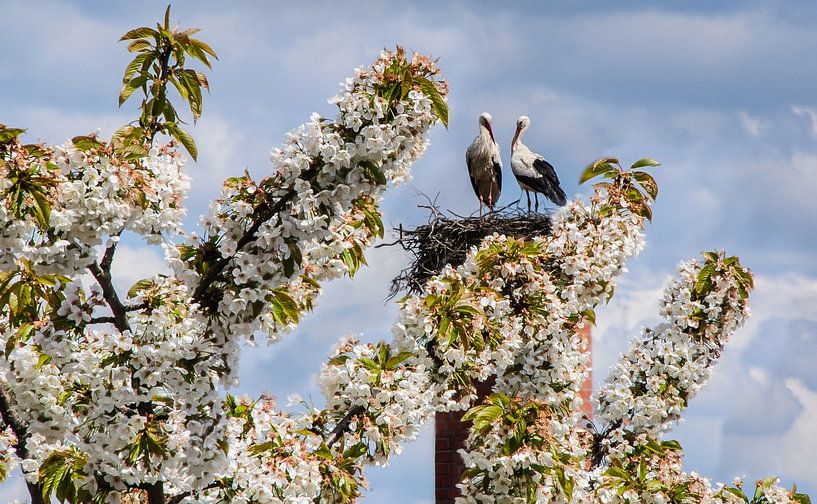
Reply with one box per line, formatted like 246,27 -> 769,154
0,10 -> 810,504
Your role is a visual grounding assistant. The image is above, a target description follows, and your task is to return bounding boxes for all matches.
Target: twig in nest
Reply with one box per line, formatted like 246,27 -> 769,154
382,200 -> 554,299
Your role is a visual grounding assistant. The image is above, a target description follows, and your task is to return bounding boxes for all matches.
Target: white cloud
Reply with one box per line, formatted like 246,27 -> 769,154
710,379 -> 817,488
590,267 -> 817,495
109,243 -> 168,294
6,106 -> 131,147
739,110 -> 765,137
364,424 -> 434,503
0,469 -> 27,502
737,272 -> 817,350
792,105 -> 817,137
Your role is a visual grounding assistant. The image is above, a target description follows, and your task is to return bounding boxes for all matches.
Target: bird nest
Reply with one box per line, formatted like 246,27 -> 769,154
382,204 -> 553,299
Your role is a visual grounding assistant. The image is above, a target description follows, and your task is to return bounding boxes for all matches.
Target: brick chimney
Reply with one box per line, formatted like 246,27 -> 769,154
434,325 -> 592,503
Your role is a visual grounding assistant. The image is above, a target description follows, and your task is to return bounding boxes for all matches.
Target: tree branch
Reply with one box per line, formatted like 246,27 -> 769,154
191,165 -> 319,304
139,481 -> 164,504
100,237 -> 118,273
166,481 -> 221,504
87,260 -> 130,333
326,405 -> 366,449
88,316 -> 116,325
0,387 -> 45,504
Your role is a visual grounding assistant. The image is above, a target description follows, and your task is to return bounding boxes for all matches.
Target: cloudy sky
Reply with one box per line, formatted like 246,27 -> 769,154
3,0 -> 817,501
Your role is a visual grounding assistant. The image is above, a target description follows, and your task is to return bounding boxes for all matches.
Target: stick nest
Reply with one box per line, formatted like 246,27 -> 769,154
383,205 -> 553,299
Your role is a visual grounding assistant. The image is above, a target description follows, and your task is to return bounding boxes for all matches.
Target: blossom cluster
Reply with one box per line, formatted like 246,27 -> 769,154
0,142 -> 189,276
443,188 -> 647,502
2,277 -> 229,496
318,338 -> 435,465
596,255 -> 751,447
204,395 -> 324,503
0,42 -> 805,502
199,170 -> 651,502
166,48 -> 448,373
0,48 -> 449,503
590,254 -> 800,502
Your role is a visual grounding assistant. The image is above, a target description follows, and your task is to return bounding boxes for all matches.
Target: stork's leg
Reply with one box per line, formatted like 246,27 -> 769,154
479,195 -> 484,218
526,190 -> 531,213
534,193 -> 539,213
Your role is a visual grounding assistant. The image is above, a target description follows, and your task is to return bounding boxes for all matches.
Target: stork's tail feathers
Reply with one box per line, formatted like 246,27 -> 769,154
549,184 -> 567,206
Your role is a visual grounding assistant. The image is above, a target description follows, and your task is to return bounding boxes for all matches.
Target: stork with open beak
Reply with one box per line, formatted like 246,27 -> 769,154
510,115 -> 566,212
465,112 -> 502,216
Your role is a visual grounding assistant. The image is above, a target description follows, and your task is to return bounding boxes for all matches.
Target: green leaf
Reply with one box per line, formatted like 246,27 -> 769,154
165,123 -> 198,160
357,356 -> 379,370
579,157 -> 618,184
168,75 -> 189,102
71,135 -> 104,152
178,69 -> 204,119
794,493 -> 812,504
268,288 -> 301,326
117,143 -> 149,161
185,43 -> 213,69
122,53 -> 153,85
630,157 -> 661,169
343,442 -> 368,459
695,263 -> 715,296
192,70 -> 210,90
327,355 -> 350,366
189,37 -> 218,59
248,440 -> 277,456
314,443 -> 333,461
340,244 -> 366,277
119,75 -> 147,106
127,279 -> 154,299
127,39 -> 152,53
31,190 -> 51,228
385,351 -> 414,370
37,352 -> 52,370
723,486 -> 749,501
0,127 -> 26,144
419,78 -> 448,128
582,308 -> 596,326
360,160 -> 387,185
633,171 -> 659,200
119,26 -> 158,41
463,403 -> 503,434
753,476 -> 780,500
603,467 -> 631,480
39,448 -> 88,503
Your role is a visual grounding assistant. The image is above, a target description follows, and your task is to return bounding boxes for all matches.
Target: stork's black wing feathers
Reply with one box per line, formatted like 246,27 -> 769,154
466,156 -> 480,199
492,157 -> 502,203
530,157 -> 567,206
532,157 -> 559,183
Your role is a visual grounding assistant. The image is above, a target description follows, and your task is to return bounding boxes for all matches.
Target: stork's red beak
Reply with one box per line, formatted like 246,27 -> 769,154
486,122 -> 496,144
511,125 -> 520,150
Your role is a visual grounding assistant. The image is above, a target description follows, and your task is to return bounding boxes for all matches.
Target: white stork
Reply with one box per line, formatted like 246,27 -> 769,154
510,115 -> 566,212
465,112 -> 502,216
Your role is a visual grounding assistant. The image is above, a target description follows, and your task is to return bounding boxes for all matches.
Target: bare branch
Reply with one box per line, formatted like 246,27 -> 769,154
326,405 -> 366,449
191,164 -> 320,305
0,387 -> 45,503
87,261 -> 130,333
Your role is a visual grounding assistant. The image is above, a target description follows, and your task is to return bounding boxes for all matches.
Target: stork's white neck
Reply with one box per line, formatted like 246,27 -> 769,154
512,124 -> 529,151
480,123 -> 495,143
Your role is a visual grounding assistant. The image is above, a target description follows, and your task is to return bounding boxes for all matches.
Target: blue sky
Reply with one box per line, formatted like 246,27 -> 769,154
2,1 -> 817,501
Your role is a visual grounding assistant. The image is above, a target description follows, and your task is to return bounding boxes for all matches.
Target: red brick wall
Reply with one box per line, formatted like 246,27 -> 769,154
434,326 -> 592,503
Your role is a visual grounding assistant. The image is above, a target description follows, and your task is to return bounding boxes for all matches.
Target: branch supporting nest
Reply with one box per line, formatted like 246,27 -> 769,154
382,202 -> 554,299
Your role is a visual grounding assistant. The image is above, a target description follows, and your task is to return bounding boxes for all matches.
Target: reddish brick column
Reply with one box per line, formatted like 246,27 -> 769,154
434,326 -> 592,503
